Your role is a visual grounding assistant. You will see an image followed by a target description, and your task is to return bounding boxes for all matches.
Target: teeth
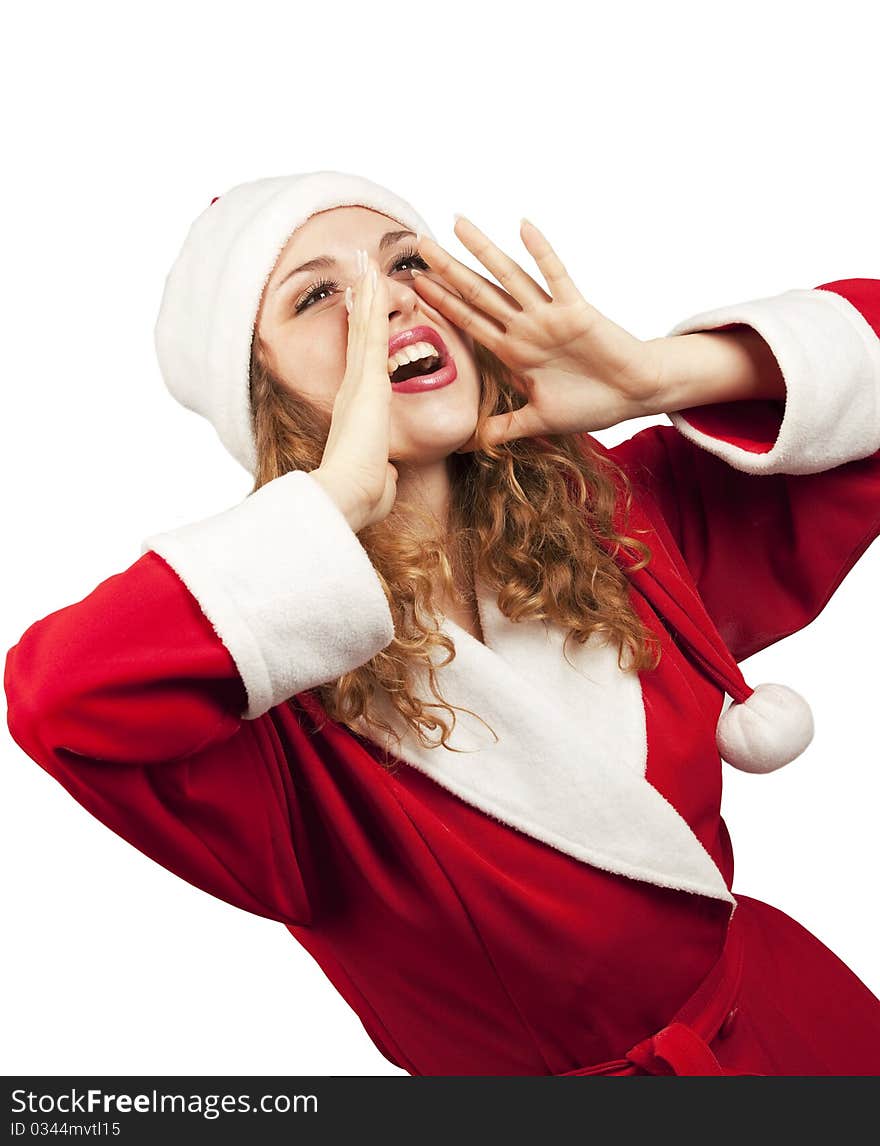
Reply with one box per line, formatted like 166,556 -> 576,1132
387,340 -> 441,376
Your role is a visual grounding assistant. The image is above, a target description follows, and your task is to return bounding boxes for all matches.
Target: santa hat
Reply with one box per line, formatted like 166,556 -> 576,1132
154,169 -> 813,775
153,170 -> 435,476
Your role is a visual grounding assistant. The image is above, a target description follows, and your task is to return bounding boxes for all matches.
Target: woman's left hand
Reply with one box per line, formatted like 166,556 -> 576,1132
412,217 -> 665,451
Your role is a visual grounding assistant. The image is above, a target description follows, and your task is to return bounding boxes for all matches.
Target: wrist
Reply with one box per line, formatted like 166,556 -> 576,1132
646,327 -> 786,414
309,468 -> 366,533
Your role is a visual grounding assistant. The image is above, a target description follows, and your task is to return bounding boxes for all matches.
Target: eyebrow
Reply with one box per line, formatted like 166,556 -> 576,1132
272,229 -> 417,296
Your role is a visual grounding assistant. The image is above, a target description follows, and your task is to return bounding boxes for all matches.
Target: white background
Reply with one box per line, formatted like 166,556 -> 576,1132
3,0 -> 878,1076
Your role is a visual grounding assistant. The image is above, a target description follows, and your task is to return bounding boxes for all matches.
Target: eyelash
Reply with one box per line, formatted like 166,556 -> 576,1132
293,246 -> 430,313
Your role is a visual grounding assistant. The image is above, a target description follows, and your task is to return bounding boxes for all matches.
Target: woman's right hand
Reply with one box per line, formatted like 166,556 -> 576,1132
310,253 -> 399,533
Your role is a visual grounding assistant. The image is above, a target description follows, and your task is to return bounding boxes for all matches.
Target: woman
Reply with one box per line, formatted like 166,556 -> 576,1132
6,170 -> 880,1076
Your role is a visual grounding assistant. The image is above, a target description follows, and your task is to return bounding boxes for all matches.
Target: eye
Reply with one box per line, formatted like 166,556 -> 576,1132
293,247 -> 430,316
293,277 -> 337,314
392,246 -> 431,274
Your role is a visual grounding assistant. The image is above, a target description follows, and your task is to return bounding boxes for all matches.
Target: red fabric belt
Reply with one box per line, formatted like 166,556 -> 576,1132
558,908 -> 761,1076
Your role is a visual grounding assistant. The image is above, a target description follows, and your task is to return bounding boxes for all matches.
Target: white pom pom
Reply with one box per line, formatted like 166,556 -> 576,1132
716,682 -> 815,773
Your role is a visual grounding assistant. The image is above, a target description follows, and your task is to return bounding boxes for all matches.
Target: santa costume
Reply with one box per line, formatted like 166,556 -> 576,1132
5,172 -> 880,1076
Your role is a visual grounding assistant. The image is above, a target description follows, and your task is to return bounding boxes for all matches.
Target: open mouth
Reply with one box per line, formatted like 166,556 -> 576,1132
388,342 -> 447,385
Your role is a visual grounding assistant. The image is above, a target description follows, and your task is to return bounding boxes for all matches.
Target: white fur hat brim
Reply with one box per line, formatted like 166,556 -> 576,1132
154,170 -> 436,475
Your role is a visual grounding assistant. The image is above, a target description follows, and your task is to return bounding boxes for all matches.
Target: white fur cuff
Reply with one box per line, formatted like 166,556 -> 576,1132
140,470 -> 395,720
665,287 -> 880,474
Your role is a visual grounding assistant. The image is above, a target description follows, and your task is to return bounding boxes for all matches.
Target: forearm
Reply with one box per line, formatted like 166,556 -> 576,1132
645,326 -> 786,416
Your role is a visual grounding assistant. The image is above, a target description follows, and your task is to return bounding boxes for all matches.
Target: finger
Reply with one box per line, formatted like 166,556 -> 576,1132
363,262 -> 392,382
519,218 -> 581,305
415,232 -> 523,327
410,267 -> 511,349
452,216 -> 552,307
343,260 -> 375,378
410,270 -> 510,353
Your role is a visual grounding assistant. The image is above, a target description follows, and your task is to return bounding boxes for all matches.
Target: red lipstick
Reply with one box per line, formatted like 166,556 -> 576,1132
387,325 -> 457,394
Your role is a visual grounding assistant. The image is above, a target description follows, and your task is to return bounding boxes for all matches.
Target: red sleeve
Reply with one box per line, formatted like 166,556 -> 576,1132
4,549 -> 313,926
610,278 -> 880,663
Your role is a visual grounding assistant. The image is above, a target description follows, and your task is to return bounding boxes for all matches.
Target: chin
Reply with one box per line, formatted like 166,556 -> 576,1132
391,409 -> 479,464
391,431 -> 475,464
390,439 -> 470,465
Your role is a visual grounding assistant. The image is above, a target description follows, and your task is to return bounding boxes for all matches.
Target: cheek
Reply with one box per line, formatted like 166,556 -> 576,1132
274,314 -> 349,404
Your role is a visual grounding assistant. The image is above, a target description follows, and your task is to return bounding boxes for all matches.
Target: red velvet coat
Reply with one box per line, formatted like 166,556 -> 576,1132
6,278 -> 880,1075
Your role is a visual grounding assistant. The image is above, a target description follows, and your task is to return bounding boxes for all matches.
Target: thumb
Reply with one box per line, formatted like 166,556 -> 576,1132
456,407 -> 542,453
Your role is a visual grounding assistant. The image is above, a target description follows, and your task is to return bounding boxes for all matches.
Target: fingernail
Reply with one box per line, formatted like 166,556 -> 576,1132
357,249 -> 366,276
370,266 -> 378,286
344,285 -> 353,314
453,213 -> 468,226
411,268 -> 423,276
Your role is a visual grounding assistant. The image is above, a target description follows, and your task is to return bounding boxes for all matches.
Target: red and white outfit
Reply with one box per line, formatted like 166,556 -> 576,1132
6,277 -> 880,1076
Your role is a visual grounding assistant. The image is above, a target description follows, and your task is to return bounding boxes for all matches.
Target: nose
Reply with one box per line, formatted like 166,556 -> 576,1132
385,271 -> 423,323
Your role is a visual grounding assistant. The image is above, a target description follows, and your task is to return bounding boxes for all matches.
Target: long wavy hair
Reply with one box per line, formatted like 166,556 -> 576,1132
248,332 -> 661,765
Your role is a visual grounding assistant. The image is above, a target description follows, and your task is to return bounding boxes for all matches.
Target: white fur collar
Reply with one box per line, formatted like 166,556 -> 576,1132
352,575 -> 736,908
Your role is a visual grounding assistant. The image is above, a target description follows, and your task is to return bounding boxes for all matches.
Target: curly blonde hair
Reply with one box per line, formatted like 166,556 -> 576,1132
249,333 -> 661,765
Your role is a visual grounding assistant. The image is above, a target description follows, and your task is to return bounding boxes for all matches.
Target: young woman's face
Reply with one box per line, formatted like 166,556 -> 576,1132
255,205 -> 483,464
